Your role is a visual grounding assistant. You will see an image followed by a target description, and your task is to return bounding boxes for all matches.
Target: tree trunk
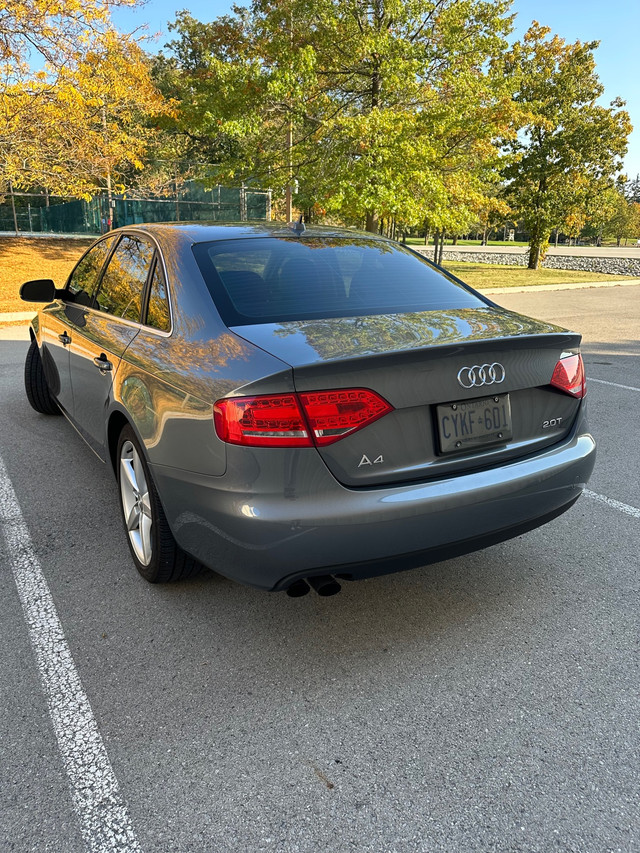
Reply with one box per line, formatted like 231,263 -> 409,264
433,230 -> 440,263
365,210 -> 379,233
527,233 -> 549,269
527,175 -> 551,269
528,244 -> 541,269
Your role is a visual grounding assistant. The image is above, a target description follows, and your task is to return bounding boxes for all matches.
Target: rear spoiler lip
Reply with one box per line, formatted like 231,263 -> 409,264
231,321 -> 582,371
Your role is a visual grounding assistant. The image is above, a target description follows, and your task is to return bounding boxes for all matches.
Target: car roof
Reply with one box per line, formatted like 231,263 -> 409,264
112,221 -> 391,245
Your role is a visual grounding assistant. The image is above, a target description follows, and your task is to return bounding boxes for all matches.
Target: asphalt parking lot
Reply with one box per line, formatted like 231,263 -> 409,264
1,284 -> 638,853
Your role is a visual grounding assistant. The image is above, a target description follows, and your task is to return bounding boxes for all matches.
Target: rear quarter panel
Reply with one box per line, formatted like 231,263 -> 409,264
113,232 -> 294,477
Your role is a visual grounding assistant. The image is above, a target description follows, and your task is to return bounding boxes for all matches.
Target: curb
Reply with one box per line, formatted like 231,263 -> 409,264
480,278 -> 640,295
0,311 -> 37,323
2,278 -> 640,327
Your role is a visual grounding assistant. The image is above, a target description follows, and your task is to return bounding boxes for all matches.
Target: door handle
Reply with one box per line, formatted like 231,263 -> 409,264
58,332 -> 72,345
93,354 -> 113,373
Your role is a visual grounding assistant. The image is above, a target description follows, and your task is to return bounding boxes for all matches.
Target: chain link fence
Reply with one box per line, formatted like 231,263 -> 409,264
0,183 -> 271,235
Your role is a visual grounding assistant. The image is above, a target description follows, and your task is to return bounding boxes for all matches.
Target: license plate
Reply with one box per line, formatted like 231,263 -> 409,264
436,393 -> 512,454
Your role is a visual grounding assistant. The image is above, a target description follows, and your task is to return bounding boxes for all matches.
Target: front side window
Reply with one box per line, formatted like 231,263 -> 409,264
93,235 -> 155,321
192,236 -> 485,326
66,236 -> 116,306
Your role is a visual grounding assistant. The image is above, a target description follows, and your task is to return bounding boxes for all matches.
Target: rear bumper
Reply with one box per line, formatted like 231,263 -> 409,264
152,423 -> 595,591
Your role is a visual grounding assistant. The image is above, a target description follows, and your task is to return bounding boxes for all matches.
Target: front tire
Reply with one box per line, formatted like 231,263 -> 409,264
117,426 -> 200,583
24,339 -> 61,415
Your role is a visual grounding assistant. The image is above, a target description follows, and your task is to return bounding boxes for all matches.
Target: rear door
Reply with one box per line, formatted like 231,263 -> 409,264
68,233 -> 155,455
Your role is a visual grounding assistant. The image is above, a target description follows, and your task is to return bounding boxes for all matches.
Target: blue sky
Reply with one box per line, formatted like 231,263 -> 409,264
114,0 -> 640,179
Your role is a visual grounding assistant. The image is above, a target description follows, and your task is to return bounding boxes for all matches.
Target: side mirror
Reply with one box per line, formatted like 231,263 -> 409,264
20,279 -> 57,303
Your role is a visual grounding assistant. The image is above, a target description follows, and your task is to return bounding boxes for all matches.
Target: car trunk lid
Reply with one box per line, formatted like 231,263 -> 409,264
231,307 -> 584,487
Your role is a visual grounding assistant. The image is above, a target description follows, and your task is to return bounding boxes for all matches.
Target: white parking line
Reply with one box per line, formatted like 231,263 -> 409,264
587,377 -> 640,392
584,489 -> 640,519
0,455 -> 141,853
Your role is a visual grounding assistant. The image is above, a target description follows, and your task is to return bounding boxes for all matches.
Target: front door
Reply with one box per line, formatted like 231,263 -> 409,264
40,303 -> 74,415
39,235 -> 117,416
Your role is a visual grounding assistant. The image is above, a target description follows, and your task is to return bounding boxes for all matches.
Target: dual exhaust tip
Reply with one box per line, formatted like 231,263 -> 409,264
286,575 -> 341,597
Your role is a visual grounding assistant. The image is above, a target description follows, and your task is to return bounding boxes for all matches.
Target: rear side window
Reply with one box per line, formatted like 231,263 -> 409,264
93,235 -> 155,321
66,236 -> 116,306
192,236 -> 484,326
145,260 -> 171,332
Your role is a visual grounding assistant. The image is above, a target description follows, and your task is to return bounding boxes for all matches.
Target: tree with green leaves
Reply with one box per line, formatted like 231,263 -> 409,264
624,175 -> 640,205
156,0 -> 516,232
500,22 -> 631,268
596,190 -> 640,246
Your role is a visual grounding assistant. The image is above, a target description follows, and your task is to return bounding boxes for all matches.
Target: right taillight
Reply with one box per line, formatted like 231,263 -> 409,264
299,388 -> 393,446
550,353 -> 586,398
214,388 -> 393,447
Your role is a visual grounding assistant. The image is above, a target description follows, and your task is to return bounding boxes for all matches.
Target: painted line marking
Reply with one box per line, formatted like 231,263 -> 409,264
584,489 -> 640,520
0,454 -> 141,853
587,377 -> 640,392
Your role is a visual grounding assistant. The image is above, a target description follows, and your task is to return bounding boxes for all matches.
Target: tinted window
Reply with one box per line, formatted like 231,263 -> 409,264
192,237 -> 484,326
66,236 -> 116,306
94,235 -> 154,321
145,261 -> 171,332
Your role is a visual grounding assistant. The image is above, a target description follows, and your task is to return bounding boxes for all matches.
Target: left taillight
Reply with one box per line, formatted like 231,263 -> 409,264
214,394 -> 311,447
214,388 -> 393,447
550,353 -> 586,398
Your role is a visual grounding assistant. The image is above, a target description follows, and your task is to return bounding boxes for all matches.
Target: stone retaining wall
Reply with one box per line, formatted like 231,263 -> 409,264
414,248 -> 640,277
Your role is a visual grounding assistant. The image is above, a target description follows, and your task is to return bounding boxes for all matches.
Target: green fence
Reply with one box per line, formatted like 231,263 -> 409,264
0,184 -> 271,235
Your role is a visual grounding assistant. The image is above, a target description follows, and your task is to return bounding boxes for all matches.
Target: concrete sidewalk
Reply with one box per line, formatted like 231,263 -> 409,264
480,277 -> 640,295
1,311 -> 37,323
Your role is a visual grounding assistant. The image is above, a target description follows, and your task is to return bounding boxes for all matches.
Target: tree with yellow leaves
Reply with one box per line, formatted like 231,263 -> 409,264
0,0 -> 166,198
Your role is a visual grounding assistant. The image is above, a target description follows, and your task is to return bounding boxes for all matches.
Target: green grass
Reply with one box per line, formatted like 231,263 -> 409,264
406,237 -> 634,249
443,261 -> 631,289
405,238 -> 530,247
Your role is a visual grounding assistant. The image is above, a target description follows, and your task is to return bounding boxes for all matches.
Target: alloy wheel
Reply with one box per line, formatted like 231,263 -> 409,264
119,440 -> 153,566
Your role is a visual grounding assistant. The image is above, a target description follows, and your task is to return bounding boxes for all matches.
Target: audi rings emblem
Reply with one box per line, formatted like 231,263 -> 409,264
457,362 -> 506,389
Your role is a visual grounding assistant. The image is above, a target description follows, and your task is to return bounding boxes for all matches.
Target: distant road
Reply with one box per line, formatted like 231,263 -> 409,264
444,244 -> 640,258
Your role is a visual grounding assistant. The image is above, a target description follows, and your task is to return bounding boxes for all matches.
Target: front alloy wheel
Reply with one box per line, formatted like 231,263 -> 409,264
116,426 -> 200,583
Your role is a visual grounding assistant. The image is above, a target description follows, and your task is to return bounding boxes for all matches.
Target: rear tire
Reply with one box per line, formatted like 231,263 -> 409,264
24,339 -> 61,415
117,425 -> 200,583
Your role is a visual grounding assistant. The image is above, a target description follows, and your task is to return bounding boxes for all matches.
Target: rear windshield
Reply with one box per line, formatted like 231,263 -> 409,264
192,236 -> 485,325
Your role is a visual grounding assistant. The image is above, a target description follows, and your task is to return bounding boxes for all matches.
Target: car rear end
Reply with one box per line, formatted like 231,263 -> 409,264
160,229 -> 595,591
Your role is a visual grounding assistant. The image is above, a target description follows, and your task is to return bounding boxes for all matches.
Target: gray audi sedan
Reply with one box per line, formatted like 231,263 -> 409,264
20,223 -> 595,596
